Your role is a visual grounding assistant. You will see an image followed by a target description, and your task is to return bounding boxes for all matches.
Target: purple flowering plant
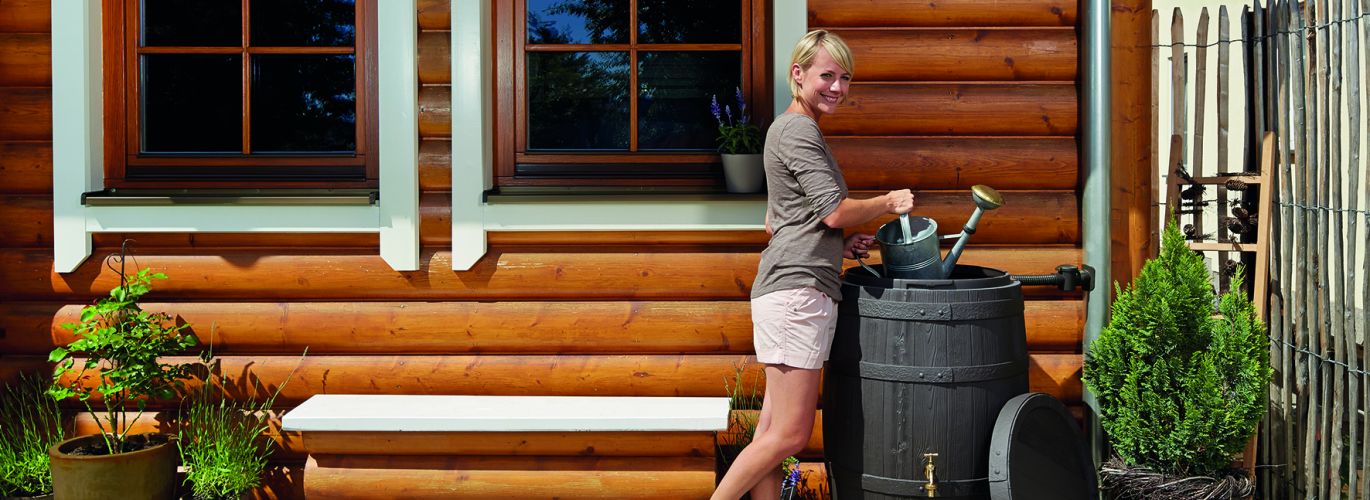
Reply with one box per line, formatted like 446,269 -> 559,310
710,88 -> 763,155
779,455 -> 801,499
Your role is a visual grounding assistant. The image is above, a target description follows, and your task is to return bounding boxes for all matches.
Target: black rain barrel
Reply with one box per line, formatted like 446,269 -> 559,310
825,264 -> 1028,499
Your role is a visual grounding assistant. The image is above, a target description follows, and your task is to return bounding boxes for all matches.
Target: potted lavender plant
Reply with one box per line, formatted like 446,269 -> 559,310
710,88 -> 764,193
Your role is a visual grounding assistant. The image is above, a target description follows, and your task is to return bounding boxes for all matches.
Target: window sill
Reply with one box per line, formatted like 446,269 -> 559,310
81,188 -> 379,207
484,186 -> 765,203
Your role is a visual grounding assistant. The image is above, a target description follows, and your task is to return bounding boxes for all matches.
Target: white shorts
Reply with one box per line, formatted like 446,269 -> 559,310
751,287 -> 838,370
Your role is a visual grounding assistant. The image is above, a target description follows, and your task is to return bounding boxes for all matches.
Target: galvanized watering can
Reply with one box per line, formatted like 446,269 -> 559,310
858,185 -> 1004,279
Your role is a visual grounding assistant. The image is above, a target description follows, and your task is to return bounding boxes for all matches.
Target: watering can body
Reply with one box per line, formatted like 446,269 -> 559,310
874,216 -> 947,279
861,185 -> 1004,280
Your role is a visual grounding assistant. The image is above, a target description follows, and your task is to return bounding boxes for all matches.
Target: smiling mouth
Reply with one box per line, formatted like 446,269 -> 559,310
821,93 -> 840,103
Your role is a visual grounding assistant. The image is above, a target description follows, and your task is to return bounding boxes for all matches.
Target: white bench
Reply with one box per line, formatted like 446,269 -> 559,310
281,395 -> 730,499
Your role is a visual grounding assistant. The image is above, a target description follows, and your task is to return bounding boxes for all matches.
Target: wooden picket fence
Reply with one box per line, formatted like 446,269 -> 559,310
1153,0 -> 1370,497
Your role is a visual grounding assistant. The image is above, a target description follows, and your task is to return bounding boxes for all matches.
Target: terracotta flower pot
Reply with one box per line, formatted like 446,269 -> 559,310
48,433 -> 177,500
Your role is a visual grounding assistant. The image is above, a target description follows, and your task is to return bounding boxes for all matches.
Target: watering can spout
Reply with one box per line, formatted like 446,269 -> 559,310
939,185 -> 1004,277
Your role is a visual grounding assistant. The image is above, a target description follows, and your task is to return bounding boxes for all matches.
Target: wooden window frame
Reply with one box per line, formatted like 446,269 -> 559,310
102,0 -> 380,189
494,0 -> 770,189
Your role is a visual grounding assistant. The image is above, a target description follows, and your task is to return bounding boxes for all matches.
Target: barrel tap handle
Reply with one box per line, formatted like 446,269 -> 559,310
922,453 -> 939,497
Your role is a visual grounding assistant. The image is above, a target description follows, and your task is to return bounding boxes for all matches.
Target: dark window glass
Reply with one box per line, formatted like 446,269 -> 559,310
251,55 -> 357,153
527,52 -> 629,150
142,0 -> 241,47
142,54 -> 242,153
637,52 -> 741,150
250,0 -> 356,46
638,0 -> 739,44
526,0 -> 628,44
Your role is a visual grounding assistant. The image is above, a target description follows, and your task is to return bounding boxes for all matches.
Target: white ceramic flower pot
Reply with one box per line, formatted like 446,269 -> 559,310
721,153 -> 765,193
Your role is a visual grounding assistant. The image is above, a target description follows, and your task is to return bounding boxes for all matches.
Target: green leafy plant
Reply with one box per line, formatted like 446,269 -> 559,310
179,346 -> 303,500
49,254 -> 200,456
1083,222 -> 1272,476
0,373 -> 65,497
710,88 -> 763,155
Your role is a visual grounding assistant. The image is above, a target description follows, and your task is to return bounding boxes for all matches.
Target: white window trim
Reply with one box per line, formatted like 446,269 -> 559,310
50,0 -> 420,273
448,0 -> 806,271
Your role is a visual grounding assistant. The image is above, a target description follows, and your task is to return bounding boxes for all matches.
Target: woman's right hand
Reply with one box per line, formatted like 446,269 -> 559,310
884,189 -> 915,215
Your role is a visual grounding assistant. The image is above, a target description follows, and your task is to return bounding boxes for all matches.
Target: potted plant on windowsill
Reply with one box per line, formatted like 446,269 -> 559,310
0,373 -> 65,500
47,249 -> 200,500
711,88 -> 764,193
1083,222 -> 1272,499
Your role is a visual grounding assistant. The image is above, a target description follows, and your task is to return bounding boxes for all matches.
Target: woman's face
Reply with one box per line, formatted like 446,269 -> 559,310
791,46 -> 850,118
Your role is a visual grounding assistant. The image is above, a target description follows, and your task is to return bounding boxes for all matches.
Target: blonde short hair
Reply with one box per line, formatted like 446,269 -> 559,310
788,30 -> 854,98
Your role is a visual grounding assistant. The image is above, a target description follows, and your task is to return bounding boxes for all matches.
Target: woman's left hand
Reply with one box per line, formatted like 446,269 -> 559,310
843,233 -> 875,259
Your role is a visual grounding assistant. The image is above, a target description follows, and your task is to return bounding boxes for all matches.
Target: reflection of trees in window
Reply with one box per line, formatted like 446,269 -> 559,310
528,52 -> 629,150
517,0 -> 750,157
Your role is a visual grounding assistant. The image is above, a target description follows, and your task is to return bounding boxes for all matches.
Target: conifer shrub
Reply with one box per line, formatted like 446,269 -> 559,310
1083,222 -> 1271,476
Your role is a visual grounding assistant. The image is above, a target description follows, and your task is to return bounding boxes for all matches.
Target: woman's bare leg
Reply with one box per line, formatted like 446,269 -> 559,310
711,365 -> 820,500
748,384 -> 780,499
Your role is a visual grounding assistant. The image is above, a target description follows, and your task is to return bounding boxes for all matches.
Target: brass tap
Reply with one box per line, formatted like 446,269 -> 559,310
922,453 -> 939,497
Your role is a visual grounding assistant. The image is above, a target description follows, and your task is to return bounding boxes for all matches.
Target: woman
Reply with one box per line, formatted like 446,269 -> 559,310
712,30 -> 915,499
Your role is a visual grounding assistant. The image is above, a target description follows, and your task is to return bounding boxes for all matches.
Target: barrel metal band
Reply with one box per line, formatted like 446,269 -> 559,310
854,298 -> 1022,321
861,474 -> 990,496
859,359 -> 1026,383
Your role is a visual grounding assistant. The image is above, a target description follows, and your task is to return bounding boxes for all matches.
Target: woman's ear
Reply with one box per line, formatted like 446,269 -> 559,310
791,63 -> 803,89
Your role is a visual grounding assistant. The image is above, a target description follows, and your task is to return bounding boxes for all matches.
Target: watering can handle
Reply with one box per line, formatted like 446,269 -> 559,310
856,256 -> 881,278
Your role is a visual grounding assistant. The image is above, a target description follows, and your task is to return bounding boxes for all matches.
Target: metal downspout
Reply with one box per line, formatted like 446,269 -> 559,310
1082,0 -> 1112,467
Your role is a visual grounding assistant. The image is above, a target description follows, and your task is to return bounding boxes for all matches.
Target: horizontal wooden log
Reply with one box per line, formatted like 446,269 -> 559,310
0,246 -> 1082,301
847,190 -> 1077,245
825,83 -> 1077,136
1,301 -> 754,355
0,87 -> 51,140
0,0 -> 49,33
301,431 -> 715,457
0,298 -> 1081,356
417,190 -> 1078,246
833,28 -> 1076,82
418,139 -> 451,191
0,141 -> 51,194
418,85 -> 451,138
418,30 -> 450,85
0,33 -> 49,86
417,0 -> 449,30
4,352 -> 1081,407
0,195 -> 49,247
831,137 -> 1077,191
810,0 -> 1076,27
9,354 -> 764,407
304,455 -> 715,499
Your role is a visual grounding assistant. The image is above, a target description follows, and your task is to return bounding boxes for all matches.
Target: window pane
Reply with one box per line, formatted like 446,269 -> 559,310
528,52 -> 629,151
638,52 -> 741,150
142,0 -> 241,47
251,55 -> 357,153
250,0 -> 356,47
142,55 -> 242,153
527,0 -> 628,44
638,0 -> 740,44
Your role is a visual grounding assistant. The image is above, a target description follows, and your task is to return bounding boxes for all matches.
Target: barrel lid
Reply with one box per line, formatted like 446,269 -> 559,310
988,392 -> 1096,500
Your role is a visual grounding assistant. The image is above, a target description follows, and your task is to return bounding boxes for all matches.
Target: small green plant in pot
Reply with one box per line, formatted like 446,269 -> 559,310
711,88 -> 765,193
1083,222 -> 1272,499
47,251 -> 200,500
0,373 -> 65,499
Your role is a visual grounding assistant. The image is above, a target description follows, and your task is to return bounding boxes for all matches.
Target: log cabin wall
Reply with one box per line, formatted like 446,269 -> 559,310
0,0 -> 1090,497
